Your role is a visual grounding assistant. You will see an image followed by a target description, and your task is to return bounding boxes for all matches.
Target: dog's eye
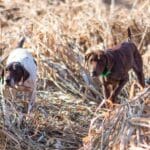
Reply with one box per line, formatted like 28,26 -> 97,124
90,58 -> 97,62
90,58 -> 93,62
90,59 -> 95,62
5,67 -> 10,71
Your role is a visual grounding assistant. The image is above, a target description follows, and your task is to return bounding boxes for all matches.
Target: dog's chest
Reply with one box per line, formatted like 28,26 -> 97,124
100,75 -> 120,85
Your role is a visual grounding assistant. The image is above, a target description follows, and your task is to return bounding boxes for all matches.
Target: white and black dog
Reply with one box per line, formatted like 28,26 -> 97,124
3,38 -> 37,114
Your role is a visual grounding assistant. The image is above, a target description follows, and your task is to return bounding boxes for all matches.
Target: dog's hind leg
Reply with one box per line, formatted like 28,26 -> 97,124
133,69 -> 145,89
129,80 -> 137,99
133,51 -> 145,89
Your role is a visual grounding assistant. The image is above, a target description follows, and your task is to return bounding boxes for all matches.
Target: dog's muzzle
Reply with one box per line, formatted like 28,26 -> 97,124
5,77 -> 14,87
90,71 -> 97,77
5,78 -> 11,85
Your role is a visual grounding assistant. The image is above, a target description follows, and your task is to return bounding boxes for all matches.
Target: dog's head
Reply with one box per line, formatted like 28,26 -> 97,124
5,62 -> 29,87
85,50 -> 107,77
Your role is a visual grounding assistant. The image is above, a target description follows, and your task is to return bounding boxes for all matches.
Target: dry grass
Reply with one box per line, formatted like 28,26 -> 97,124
0,0 -> 150,149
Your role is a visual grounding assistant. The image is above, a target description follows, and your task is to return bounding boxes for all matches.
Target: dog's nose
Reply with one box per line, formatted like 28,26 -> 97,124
91,71 -> 97,77
5,78 -> 11,85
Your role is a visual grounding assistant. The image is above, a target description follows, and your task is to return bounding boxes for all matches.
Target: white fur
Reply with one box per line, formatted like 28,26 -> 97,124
6,48 -> 37,113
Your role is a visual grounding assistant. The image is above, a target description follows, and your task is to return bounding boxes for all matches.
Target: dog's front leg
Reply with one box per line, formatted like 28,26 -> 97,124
102,84 -> 110,99
100,82 -> 114,107
109,77 -> 128,102
9,88 -> 17,100
27,89 -> 36,114
101,78 -> 110,99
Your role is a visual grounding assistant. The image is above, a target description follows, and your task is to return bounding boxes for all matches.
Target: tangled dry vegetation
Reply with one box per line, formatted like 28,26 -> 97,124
0,0 -> 150,150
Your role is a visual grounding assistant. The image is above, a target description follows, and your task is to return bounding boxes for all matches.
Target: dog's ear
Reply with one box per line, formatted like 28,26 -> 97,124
13,62 -> 29,82
97,50 -> 105,60
22,67 -> 30,82
85,52 -> 93,61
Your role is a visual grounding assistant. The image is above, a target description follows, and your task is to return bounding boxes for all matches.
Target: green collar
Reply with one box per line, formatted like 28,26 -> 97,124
100,66 -> 111,77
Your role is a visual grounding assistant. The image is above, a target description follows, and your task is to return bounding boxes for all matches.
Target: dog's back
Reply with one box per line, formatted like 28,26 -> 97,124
7,48 -> 34,65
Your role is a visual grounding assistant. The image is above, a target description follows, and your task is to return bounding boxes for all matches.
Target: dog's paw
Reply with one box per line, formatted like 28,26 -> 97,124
106,98 -> 120,108
105,99 -> 114,108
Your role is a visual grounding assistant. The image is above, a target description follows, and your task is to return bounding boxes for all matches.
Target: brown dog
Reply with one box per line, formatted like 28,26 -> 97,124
85,28 -> 145,102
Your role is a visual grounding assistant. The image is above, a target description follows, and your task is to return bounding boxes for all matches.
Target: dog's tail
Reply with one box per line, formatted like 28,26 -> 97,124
17,37 -> 26,48
127,27 -> 132,42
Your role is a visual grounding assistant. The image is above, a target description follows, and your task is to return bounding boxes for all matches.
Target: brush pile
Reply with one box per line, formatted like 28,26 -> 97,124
0,0 -> 150,149
81,87 -> 150,150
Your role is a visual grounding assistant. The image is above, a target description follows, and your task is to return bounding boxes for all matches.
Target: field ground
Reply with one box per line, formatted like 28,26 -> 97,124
0,0 -> 150,150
